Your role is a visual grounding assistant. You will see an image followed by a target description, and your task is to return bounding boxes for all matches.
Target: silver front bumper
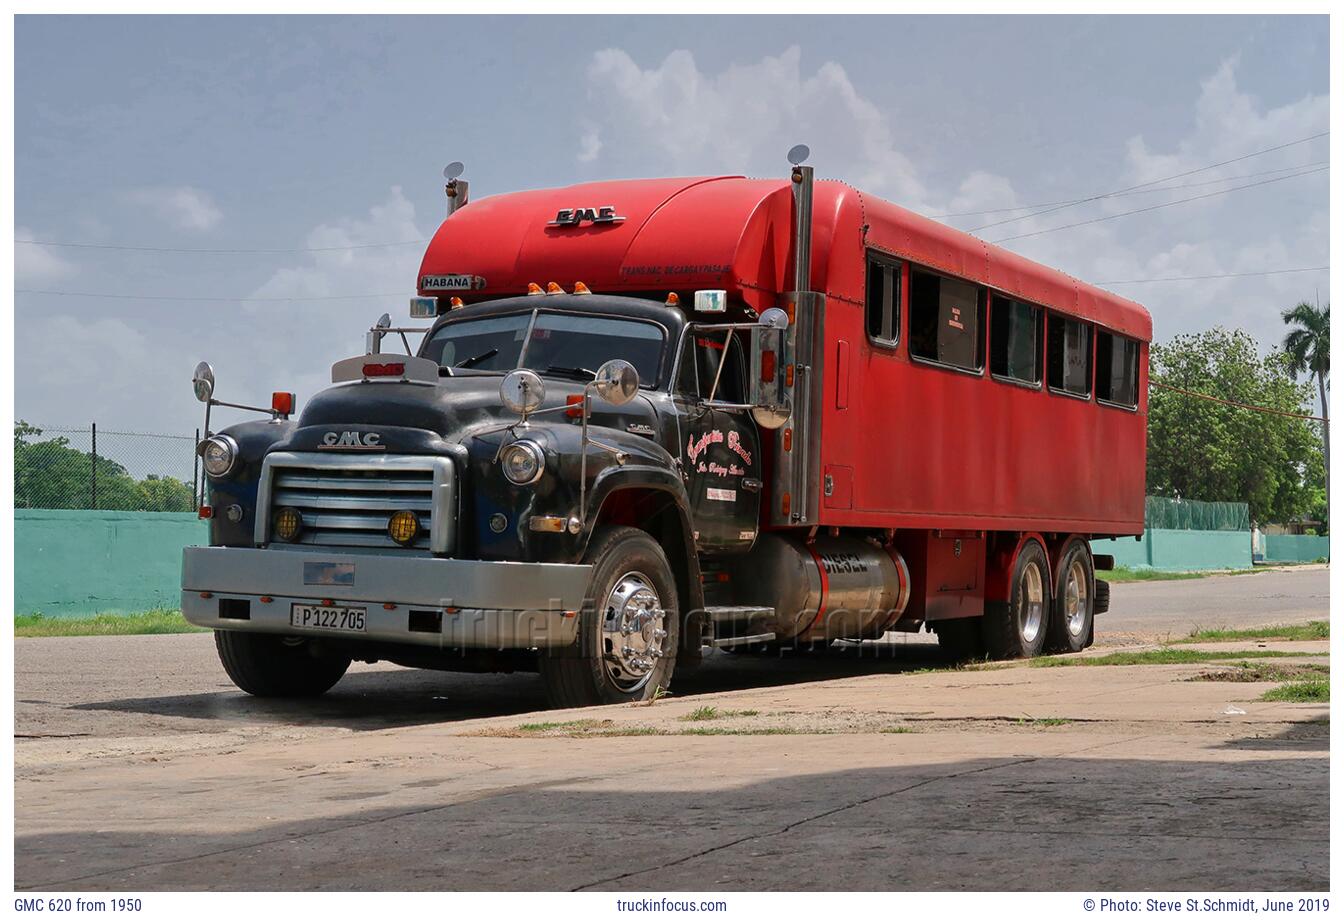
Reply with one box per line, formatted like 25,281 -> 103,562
181,546 -> 591,648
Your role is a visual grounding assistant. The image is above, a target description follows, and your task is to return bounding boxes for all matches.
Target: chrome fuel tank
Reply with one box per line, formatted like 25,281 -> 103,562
730,534 -> 910,642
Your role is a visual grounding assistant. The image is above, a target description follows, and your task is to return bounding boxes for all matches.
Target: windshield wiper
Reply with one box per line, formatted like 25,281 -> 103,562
455,348 -> 499,369
544,365 -> 597,380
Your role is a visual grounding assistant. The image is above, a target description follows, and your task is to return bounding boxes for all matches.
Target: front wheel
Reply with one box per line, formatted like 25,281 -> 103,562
538,526 -> 680,708
214,630 -> 351,697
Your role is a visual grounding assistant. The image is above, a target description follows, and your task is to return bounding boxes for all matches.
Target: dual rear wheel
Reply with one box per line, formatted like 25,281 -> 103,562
936,537 -> 1094,661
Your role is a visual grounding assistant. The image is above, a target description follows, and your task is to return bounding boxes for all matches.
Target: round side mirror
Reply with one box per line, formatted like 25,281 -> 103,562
192,361 -> 215,403
591,359 -> 640,406
376,313 -> 392,330
759,307 -> 790,330
751,399 -> 792,430
500,369 -> 546,416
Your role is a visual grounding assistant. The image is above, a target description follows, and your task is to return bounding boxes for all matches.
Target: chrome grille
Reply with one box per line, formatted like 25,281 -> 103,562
257,452 -> 456,554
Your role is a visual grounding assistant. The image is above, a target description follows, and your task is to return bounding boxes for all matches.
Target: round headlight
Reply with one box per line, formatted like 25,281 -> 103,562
500,440 -> 544,485
201,435 -> 238,477
388,510 -> 421,546
274,506 -> 303,542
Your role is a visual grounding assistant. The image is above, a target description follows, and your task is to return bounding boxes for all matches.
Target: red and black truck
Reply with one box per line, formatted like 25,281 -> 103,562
182,151 -> 1150,707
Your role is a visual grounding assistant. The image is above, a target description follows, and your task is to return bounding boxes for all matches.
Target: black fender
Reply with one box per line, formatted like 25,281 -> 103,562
205,419 -> 295,546
582,463 -> 706,668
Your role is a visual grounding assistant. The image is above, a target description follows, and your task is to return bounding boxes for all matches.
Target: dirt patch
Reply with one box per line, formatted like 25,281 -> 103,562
1188,662 -> 1329,683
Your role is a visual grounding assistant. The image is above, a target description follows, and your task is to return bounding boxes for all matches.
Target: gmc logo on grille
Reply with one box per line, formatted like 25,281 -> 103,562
319,431 -> 384,450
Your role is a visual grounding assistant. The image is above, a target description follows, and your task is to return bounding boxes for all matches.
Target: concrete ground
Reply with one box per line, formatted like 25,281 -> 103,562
13,567 -> 1330,891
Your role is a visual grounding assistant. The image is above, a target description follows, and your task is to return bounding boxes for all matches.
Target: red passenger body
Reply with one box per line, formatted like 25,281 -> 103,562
419,175 -> 1151,541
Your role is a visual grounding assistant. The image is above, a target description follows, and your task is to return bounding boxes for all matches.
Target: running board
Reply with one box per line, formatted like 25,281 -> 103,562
711,632 -> 777,649
705,605 -> 775,624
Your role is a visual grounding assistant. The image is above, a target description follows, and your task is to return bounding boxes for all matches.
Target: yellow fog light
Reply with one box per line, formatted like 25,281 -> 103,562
388,510 -> 421,546
274,507 -> 303,542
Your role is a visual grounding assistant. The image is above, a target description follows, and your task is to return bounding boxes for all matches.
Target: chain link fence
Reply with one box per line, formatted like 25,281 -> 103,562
15,422 -> 202,512
1145,495 -> 1250,532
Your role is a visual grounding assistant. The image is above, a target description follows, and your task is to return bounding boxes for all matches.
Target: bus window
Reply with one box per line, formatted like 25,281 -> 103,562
1096,330 -> 1139,408
990,295 -> 1042,384
865,252 -> 901,347
909,269 -> 984,371
1047,315 -> 1092,397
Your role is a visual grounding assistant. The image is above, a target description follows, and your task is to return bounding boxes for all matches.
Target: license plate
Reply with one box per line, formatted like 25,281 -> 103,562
290,604 -> 367,633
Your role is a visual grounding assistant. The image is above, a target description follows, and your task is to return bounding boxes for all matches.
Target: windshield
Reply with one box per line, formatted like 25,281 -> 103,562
420,311 -> 666,384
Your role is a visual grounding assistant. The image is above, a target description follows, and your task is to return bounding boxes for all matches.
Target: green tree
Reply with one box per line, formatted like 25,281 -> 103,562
1147,328 -> 1323,524
1281,301 -> 1329,502
14,421 -> 182,511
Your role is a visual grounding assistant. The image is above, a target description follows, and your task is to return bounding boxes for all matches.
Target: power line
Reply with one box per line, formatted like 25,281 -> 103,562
968,130 -> 1329,233
12,238 -> 429,254
990,166 -> 1328,244
1096,266 -> 1330,285
930,161 -> 1329,219
1150,380 -> 1326,422
14,288 -> 405,303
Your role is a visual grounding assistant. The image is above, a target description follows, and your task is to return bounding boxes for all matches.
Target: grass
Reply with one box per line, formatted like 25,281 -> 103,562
1259,680 -> 1330,703
1017,717 -> 1072,727
15,609 -> 206,638
1180,621 -> 1329,643
680,706 -> 760,722
1030,648 -> 1319,668
1096,566 -> 1208,583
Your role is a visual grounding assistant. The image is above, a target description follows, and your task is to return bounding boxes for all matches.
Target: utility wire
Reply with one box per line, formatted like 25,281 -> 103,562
968,131 -> 1329,233
990,166 -> 1328,244
12,238 -> 428,254
14,288 -> 406,303
1096,266 -> 1329,285
1150,380 -> 1326,422
931,161 -> 1329,219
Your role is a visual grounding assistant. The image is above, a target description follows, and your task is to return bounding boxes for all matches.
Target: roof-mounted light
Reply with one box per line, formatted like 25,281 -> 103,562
449,297 -> 465,309
573,282 -> 592,295
545,282 -> 564,295
665,292 -> 680,307
527,282 -> 544,296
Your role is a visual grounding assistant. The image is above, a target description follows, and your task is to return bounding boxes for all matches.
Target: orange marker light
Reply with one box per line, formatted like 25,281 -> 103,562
271,391 -> 295,415
781,493 -> 792,517
546,281 -> 564,294
665,292 -> 680,307
785,364 -> 795,387
527,282 -> 544,295
760,350 -> 777,382
198,505 -> 214,519
783,428 -> 793,452
573,282 -> 592,295
565,394 -> 585,418
449,297 -> 464,309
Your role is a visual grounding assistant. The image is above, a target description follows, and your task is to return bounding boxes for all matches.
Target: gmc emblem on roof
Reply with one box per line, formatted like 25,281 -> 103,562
549,206 -> 625,227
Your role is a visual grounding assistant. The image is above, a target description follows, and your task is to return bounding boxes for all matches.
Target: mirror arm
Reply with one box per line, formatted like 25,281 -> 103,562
706,328 -> 735,403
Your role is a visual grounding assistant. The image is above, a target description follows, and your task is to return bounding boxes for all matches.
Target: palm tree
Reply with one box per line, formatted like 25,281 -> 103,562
1282,301 -> 1329,501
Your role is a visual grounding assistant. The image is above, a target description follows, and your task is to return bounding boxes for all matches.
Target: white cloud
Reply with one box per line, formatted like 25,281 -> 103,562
125,185 -> 224,231
15,226 -> 76,282
580,46 -> 928,207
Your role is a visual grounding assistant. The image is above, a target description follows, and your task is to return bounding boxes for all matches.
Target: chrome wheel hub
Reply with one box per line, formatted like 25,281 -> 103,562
601,572 -> 667,692
1017,561 -> 1045,645
1064,559 -> 1089,638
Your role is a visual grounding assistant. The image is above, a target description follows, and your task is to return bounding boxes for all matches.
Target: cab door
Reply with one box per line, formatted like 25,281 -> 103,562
671,328 -> 762,553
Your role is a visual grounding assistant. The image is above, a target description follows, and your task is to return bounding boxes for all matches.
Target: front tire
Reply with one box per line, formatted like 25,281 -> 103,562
214,630 -> 351,697
983,539 -> 1051,659
539,526 -> 680,708
1048,539 -> 1095,653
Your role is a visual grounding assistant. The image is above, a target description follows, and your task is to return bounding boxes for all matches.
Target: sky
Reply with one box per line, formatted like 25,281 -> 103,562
13,14 -> 1331,442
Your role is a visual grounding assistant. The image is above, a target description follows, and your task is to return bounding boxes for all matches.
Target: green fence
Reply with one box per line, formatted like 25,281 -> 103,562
1263,534 -> 1330,564
15,509 -> 207,617
1091,530 -> 1252,572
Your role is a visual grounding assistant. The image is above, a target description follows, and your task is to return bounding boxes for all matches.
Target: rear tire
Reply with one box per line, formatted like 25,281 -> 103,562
1048,539 -> 1095,653
214,630 -> 351,697
539,526 -> 680,708
983,540 -> 1051,659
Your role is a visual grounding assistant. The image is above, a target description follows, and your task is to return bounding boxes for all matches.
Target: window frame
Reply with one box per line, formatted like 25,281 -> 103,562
988,293 -> 1045,390
864,250 -> 903,350
1045,312 -> 1094,402
1094,328 -> 1141,412
907,265 -> 987,377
